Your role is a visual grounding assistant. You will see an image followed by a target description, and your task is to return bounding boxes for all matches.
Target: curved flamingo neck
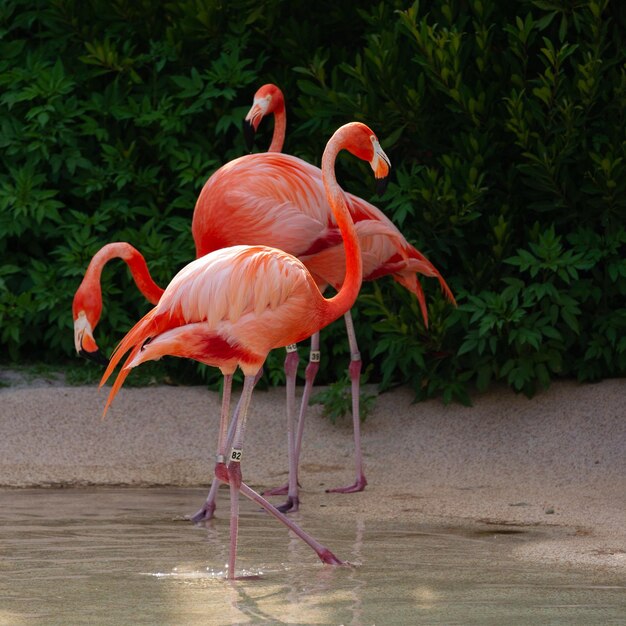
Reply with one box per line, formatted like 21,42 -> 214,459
318,131 -> 363,326
73,243 -> 163,321
101,243 -> 163,303
122,247 -> 164,304
268,101 -> 286,153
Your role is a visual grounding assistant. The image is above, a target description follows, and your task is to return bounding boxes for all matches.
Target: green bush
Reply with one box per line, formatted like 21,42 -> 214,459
1,0 -> 625,400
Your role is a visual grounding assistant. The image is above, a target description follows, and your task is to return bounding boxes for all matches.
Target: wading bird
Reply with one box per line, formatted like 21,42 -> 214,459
100,122 -> 390,579
191,84 -> 455,518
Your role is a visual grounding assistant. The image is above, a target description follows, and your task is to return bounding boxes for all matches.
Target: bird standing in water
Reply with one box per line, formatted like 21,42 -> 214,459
100,122 -> 391,579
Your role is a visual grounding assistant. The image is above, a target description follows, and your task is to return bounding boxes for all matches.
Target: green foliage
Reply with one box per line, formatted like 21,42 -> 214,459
0,0 -> 625,405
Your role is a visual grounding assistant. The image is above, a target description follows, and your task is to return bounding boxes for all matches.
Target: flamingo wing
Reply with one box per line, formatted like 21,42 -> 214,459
193,154 -> 330,257
299,212 -> 455,326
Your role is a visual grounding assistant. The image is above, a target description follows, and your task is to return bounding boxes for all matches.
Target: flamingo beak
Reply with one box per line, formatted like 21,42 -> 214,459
74,311 -> 109,366
243,96 -> 270,152
372,140 -> 391,196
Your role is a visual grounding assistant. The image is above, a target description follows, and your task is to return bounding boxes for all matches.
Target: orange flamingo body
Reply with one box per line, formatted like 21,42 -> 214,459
102,245 -> 340,401
101,122 -> 390,579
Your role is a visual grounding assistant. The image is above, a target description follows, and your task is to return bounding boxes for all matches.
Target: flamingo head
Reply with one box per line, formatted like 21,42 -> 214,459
73,311 -> 108,365
243,83 -> 285,151
72,282 -> 109,369
342,122 -> 391,195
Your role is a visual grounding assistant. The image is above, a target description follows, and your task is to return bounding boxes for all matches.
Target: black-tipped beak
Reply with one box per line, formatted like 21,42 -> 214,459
376,174 -> 389,196
79,348 -> 109,367
242,119 -> 256,153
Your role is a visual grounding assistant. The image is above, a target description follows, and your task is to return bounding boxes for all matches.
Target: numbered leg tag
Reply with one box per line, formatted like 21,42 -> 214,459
230,448 -> 242,463
310,351 -> 321,363
285,344 -> 298,353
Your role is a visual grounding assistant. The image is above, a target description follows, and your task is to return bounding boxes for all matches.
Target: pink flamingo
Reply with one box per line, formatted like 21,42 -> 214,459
191,84 -> 455,518
73,242 -> 259,515
100,122 -> 390,579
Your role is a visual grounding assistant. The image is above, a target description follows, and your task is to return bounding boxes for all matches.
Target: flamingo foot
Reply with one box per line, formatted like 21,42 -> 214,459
326,474 -> 368,494
276,495 -> 300,514
189,500 -> 216,522
318,548 -> 345,565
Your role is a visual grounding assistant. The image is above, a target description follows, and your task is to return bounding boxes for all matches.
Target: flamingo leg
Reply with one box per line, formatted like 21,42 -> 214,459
273,344 -> 300,513
217,374 -> 234,458
213,474 -> 343,567
214,371 -> 342,576
238,482 -> 343,565
190,467 -> 221,522
216,373 -> 256,580
326,310 -> 368,494
228,462 -> 242,579
190,369 -> 263,523
189,374 -> 233,522
264,333 -> 321,501
295,332 -> 321,462
189,417 -> 237,522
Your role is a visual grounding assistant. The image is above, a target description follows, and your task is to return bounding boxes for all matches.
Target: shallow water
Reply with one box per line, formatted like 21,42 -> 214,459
1,488 -> 624,625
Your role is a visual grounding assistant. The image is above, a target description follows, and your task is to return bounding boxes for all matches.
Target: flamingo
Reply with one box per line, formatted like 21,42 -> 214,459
100,121 -> 391,579
73,242 -> 164,364
73,242 -> 260,513
191,84 -> 455,518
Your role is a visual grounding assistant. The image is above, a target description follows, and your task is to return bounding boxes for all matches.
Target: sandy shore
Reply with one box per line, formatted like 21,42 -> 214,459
1,368 -> 624,577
